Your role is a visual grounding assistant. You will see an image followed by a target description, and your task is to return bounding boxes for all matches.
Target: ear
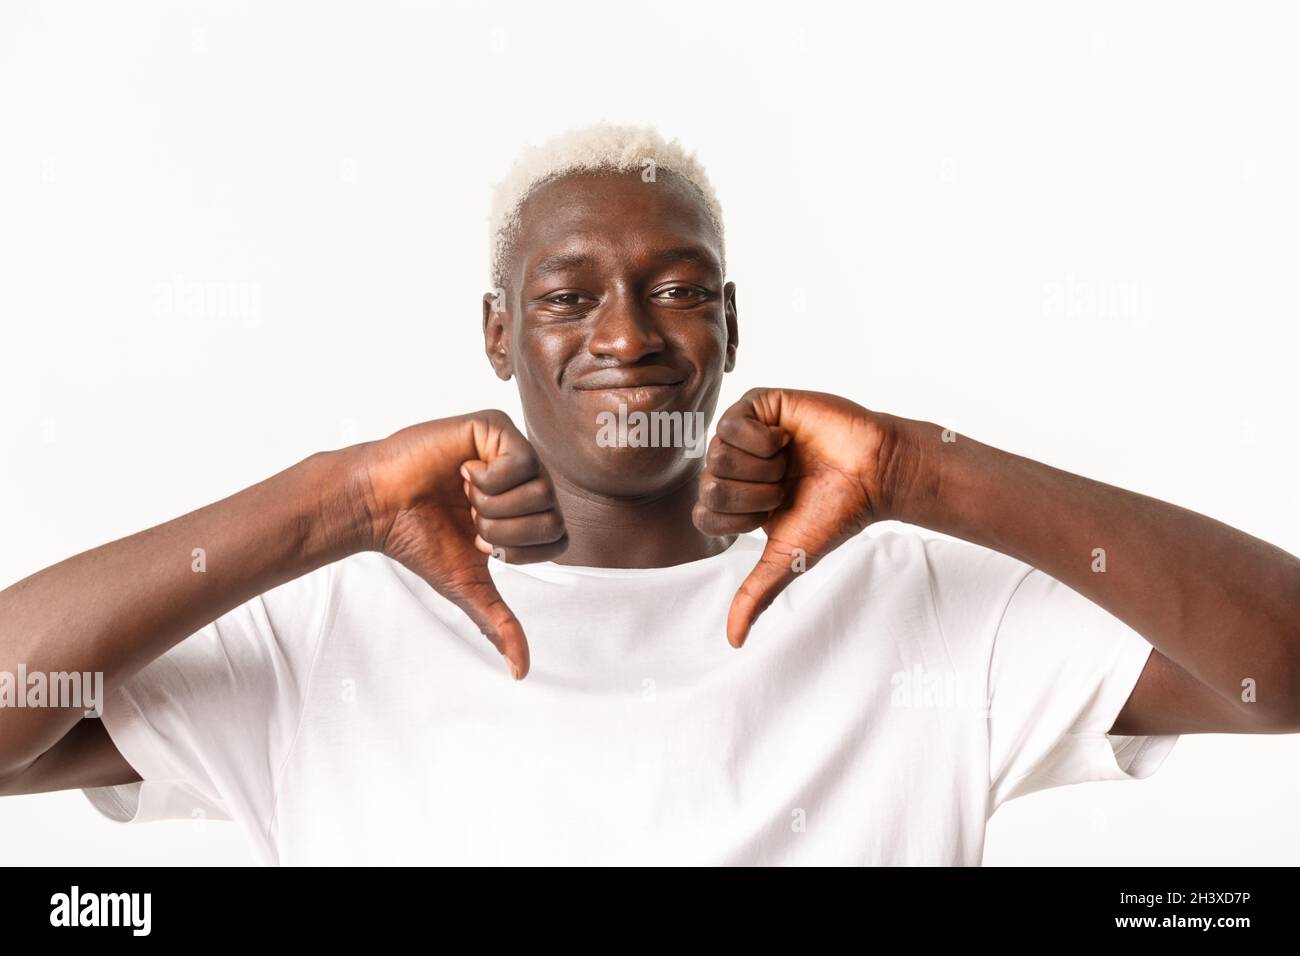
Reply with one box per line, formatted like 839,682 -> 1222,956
723,281 -> 739,373
481,288 -> 514,381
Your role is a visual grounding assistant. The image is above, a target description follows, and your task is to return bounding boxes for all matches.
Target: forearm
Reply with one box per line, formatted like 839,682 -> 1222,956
0,446 -> 372,775
889,418 -> 1300,722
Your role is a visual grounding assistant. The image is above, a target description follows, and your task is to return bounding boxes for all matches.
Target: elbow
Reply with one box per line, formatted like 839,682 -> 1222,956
0,757 -> 35,797
1276,688 -> 1300,735
0,729 -> 41,795
1254,642 -> 1300,733
1281,625 -> 1300,732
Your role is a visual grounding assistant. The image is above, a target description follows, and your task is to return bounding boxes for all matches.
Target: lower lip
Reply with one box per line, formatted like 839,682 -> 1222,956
574,385 -> 683,407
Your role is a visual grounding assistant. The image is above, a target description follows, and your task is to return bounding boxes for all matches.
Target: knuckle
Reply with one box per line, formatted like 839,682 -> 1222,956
693,507 -> 725,535
716,417 -> 742,441
699,477 -> 721,504
538,482 -> 558,508
540,510 -> 564,539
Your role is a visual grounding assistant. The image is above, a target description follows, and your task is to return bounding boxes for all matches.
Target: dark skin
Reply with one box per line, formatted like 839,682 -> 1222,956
482,169 -> 738,568
2,167 -> 1298,802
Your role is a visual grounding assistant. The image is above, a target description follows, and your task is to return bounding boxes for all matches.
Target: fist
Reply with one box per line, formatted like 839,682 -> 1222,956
359,410 -> 567,679
693,388 -> 900,647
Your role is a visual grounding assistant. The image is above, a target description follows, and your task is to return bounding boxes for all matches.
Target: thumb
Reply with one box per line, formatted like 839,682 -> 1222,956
727,539 -> 804,648
442,568 -> 530,679
465,411 -> 541,494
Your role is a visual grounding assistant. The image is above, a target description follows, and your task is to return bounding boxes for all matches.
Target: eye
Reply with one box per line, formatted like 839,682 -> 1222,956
529,290 -> 596,322
537,290 -> 594,311
654,284 -> 711,305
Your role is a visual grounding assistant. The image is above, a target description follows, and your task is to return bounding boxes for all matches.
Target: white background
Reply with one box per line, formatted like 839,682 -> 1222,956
1,0 -> 1297,865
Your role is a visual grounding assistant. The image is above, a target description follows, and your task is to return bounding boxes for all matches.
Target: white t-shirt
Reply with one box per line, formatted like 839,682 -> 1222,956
83,529 -> 1177,865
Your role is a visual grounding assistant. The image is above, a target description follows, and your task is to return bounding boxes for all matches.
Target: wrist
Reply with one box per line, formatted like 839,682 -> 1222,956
870,413 -> 942,526
299,444 -> 387,560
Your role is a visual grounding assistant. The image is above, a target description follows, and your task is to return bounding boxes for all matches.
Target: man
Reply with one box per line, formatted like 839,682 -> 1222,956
1,123 -> 1297,865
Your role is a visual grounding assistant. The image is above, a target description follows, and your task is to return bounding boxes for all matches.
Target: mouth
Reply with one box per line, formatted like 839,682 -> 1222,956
572,367 -> 685,390
570,367 -> 687,408
573,382 -> 684,410
574,381 -> 683,393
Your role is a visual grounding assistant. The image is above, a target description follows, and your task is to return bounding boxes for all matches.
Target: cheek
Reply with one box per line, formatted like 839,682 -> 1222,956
512,330 -> 593,444
515,327 -> 578,391
677,319 -> 729,418
674,317 -> 728,372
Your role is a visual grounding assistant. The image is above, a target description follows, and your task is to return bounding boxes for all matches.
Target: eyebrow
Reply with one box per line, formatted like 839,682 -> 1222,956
656,246 -> 720,271
529,245 -> 720,279
531,252 -> 596,278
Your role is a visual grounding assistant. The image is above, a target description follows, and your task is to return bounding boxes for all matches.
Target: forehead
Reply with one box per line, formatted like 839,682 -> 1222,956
512,169 -> 720,280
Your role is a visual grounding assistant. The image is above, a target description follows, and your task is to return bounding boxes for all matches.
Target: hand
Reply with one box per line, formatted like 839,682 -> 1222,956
358,410 -> 567,679
693,388 -> 901,647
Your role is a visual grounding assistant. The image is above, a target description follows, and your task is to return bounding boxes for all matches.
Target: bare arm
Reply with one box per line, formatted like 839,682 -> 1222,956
0,411 -> 567,794
0,448 -> 370,785
696,388 -> 1300,737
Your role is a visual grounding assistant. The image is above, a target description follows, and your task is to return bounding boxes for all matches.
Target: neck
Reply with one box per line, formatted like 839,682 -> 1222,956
548,466 -> 736,569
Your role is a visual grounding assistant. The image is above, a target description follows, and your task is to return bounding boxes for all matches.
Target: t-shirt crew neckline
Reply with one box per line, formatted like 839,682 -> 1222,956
492,532 -> 754,580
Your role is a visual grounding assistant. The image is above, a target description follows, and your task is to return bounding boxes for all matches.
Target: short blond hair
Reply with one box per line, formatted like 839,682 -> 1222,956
487,122 -> 725,290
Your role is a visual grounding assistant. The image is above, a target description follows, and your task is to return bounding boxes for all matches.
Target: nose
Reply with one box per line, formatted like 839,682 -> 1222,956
587,288 -> 666,364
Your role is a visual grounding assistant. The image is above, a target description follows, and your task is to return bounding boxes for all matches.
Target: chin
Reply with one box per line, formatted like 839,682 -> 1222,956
572,444 -> 703,499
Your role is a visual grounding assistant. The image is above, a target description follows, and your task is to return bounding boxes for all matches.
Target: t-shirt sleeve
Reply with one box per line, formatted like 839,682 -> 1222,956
80,561 -> 336,835
984,566 -> 1178,812
917,535 -> 1178,814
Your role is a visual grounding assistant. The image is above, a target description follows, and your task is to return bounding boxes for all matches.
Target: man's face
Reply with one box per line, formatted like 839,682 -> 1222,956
482,169 -> 737,499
